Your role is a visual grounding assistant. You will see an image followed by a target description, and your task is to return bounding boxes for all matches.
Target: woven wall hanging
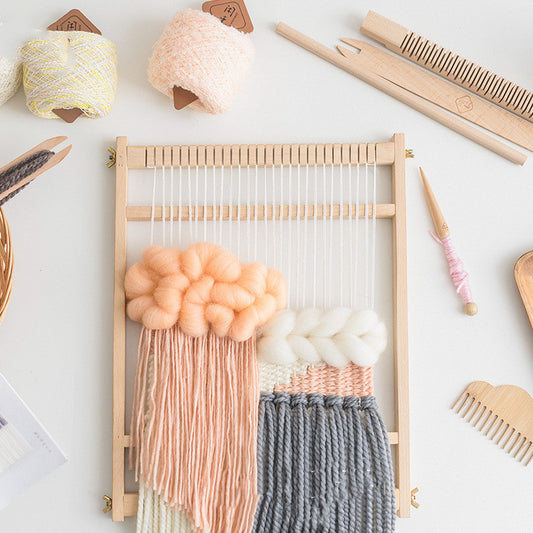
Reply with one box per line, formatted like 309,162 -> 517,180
109,136 -> 411,531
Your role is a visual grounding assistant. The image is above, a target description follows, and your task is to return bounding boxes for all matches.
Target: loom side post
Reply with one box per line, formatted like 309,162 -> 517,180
112,136 -> 128,521
392,133 -> 410,517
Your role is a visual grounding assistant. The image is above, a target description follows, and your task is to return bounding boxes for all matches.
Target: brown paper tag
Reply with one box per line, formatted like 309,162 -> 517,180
173,0 -> 253,110
47,10 -> 101,122
47,9 -> 101,34
202,0 -> 254,33
173,87 -> 200,110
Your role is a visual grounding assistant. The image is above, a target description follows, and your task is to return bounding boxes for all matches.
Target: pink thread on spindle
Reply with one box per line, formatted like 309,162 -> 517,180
431,232 -> 473,304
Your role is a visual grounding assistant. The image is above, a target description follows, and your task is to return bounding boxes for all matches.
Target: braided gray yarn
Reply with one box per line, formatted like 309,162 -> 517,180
254,392 -> 395,533
0,150 -> 54,206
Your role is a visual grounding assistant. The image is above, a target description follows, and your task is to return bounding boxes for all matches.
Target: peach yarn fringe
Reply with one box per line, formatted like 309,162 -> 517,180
148,9 -> 254,114
131,325 -> 259,533
275,363 -> 374,397
125,242 -> 286,342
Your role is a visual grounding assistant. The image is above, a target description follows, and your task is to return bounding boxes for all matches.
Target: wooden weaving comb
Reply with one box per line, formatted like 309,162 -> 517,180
275,22 -> 527,165
453,381 -> 533,465
361,11 -> 533,123
514,251 -> 533,330
337,40 -> 533,152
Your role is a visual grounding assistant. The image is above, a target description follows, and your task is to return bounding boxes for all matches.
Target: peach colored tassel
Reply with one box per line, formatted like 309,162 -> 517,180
131,325 -> 259,533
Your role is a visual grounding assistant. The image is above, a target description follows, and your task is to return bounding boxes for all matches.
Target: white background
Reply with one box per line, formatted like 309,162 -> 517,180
1,0 -> 533,531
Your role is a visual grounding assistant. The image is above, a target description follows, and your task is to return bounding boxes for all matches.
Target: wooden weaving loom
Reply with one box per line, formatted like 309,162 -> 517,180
111,134 -> 411,524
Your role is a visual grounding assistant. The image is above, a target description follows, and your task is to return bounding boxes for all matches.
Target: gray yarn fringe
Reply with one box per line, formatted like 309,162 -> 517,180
0,150 -> 54,206
254,392 -> 395,533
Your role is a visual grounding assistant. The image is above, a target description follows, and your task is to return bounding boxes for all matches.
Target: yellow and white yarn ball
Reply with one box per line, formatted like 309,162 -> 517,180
0,55 -> 22,106
21,31 -> 117,119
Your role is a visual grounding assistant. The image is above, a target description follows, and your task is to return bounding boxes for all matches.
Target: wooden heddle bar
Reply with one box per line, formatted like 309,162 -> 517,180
126,203 -> 396,222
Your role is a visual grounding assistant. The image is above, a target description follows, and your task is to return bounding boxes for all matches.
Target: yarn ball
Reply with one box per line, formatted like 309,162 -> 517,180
0,55 -> 22,106
21,31 -> 117,119
125,242 -> 286,342
257,307 -> 387,368
148,9 -> 254,114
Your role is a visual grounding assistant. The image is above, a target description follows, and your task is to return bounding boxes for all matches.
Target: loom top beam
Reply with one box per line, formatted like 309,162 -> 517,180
126,142 -> 395,169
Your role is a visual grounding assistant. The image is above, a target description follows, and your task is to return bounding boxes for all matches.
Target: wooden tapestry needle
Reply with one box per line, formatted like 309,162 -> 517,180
419,167 -> 477,316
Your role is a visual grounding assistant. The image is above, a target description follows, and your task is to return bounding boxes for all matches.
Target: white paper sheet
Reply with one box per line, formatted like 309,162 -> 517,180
0,373 -> 67,510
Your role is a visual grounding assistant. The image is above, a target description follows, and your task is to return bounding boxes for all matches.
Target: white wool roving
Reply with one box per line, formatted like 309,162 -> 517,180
257,308 -> 387,368
0,55 -> 22,106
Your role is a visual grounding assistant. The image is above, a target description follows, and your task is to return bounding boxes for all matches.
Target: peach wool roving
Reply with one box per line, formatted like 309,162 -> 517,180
126,242 -> 286,533
148,9 -> 254,114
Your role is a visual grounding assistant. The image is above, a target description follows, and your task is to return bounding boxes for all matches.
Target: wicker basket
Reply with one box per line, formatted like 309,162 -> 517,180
0,207 -> 13,323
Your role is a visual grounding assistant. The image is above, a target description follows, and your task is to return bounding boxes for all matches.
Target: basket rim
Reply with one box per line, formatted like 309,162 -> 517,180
0,206 -> 14,323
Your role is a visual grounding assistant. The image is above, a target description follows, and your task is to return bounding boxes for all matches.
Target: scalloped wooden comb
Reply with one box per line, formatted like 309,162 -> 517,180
453,381 -> 533,465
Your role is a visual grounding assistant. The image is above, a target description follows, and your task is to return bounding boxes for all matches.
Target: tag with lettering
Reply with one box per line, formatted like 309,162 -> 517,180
47,9 -> 101,34
202,0 -> 253,34
173,0 -> 253,110
47,10 -> 101,122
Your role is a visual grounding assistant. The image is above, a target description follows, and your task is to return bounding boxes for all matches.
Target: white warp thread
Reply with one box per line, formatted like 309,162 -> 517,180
0,55 -> 22,106
257,307 -> 387,368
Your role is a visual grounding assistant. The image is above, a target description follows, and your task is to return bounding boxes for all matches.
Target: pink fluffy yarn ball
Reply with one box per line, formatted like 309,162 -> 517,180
148,9 -> 254,114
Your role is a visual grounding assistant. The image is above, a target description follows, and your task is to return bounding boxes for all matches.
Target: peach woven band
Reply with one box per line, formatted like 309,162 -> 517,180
274,363 -> 374,397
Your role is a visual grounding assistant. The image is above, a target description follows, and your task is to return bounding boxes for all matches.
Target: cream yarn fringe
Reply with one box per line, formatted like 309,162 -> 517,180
21,31 -> 117,118
0,56 -> 22,106
137,485 -> 196,533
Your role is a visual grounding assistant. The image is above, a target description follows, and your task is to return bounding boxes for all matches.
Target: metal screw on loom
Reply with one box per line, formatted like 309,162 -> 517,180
102,495 -> 112,513
410,487 -> 420,509
107,147 -> 116,168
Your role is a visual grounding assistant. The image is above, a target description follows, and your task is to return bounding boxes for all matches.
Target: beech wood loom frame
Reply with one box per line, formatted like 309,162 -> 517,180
111,134 -> 410,521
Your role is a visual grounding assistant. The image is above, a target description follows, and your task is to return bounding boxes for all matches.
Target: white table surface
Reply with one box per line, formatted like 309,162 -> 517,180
1,0 -> 533,531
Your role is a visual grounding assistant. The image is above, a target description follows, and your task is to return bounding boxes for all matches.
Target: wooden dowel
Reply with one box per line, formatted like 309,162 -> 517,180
122,483 -> 403,517
126,203 -> 396,222
275,22 -> 527,165
123,431 -> 400,448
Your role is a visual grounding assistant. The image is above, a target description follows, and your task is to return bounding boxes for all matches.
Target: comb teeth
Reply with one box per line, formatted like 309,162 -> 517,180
453,382 -> 533,465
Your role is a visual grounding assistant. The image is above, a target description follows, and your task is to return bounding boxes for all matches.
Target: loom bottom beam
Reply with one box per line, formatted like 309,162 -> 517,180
121,431 -> 399,447
126,203 -> 396,221
122,489 -> 404,518
275,23 -> 527,165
